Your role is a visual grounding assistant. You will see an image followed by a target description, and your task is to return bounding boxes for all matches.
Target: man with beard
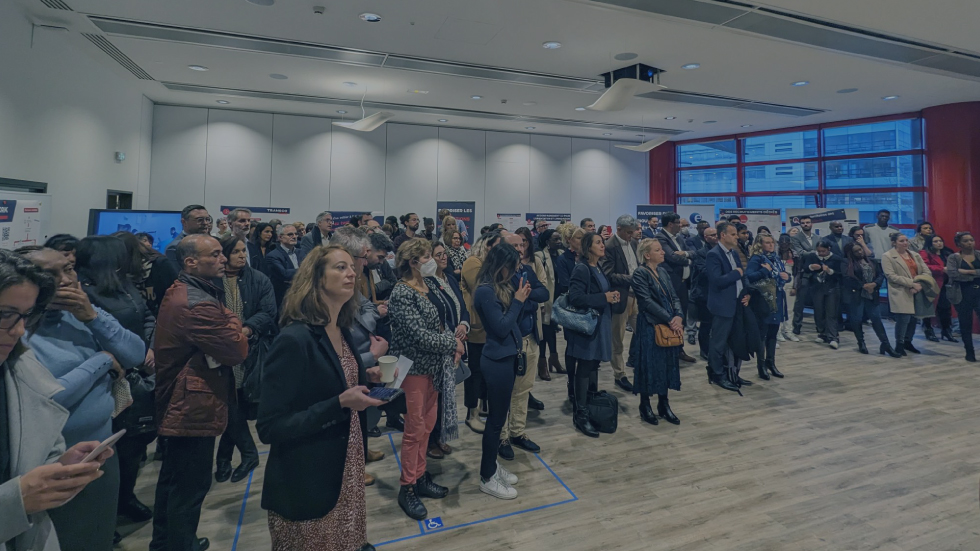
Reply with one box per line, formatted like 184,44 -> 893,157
393,212 -> 420,251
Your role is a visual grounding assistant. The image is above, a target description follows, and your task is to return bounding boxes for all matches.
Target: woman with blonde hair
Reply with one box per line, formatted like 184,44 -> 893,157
257,245 -> 386,551
387,238 -> 464,520
746,234 -> 790,379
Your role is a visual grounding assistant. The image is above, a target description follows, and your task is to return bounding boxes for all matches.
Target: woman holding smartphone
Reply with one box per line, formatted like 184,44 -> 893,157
257,245 -> 385,551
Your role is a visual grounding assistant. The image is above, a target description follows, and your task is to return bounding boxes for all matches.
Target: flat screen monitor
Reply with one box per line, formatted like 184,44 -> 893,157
87,209 -> 183,254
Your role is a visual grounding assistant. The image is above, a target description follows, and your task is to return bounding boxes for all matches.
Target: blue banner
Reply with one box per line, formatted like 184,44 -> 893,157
525,212 -> 571,233
330,211 -> 385,231
636,204 -> 675,231
219,206 -> 291,223
437,201 -> 476,245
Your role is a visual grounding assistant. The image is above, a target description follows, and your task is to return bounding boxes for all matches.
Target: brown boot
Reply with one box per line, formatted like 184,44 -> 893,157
549,354 -> 566,374
366,449 -> 385,463
365,472 -> 376,486
537,354 -> 551,381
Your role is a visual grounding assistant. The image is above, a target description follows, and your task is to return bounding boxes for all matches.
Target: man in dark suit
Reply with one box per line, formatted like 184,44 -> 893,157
686,220 -> 710,251
641,215 -> 660,240
689,226 -> 717,359
656,213 -> 697,363
790,215 -> 817,334
264,223 -> 307,311
825,221 -> 853,257
600,214 -> 640,392
705,222 -> 750,392
298,211 -> 334,256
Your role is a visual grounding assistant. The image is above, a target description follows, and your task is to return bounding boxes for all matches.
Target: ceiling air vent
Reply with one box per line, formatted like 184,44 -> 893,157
82,34 -> 154,80
39,0 -> 73,10
636,89 -> 825,117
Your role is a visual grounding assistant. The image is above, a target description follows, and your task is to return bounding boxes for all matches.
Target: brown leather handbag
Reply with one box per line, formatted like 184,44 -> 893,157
654,323 -> 684,347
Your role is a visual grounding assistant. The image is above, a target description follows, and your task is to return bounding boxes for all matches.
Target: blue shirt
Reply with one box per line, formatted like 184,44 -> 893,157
24,308 -> 146,446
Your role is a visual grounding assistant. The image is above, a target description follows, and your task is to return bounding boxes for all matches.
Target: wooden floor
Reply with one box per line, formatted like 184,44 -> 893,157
119,319 -> 980,550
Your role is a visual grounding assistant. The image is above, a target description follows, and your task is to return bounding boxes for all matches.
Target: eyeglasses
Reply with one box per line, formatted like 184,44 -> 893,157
0,309 -> 36,331
433,252 -> 447,259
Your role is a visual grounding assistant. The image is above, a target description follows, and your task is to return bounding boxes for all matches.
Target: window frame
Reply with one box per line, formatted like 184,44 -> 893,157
674,112 -> 927,230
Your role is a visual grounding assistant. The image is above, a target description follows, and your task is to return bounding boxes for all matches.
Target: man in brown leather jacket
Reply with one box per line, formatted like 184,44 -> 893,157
150,234 -> 248,551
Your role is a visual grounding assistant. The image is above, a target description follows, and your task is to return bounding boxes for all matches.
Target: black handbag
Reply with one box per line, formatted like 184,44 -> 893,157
587,390 -> 618,433
113,370 -> 156,435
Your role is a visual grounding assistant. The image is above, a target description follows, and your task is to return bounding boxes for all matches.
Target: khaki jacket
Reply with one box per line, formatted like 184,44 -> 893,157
460,256 -> 485,344
881,249 -> 930,315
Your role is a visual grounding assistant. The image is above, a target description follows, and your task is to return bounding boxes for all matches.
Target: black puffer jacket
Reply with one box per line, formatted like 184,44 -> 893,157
225,266 -> 279,355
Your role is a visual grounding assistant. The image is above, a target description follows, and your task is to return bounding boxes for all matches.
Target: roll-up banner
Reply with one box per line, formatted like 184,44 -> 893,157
525,212 -> 572,232
436,201 -> 476,245
328,211 -> 384,231
636,204 -> 675,231
219,206 -> 291,223
786,208 -> 860,238
719,208 -> 783,235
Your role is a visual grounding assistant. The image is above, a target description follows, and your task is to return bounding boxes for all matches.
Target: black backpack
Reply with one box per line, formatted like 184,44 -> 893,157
587,390 -> 619,434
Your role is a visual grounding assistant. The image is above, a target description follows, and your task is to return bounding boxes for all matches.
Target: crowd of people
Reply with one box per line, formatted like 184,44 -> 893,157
2,203 -> 978,551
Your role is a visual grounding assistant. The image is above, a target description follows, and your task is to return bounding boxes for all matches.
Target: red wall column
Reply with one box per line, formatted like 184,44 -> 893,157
923,102 -> 980,241
649,141 -> 677,205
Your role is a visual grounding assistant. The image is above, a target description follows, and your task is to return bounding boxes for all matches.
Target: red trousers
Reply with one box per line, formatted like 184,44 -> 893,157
399,375 -> 438,486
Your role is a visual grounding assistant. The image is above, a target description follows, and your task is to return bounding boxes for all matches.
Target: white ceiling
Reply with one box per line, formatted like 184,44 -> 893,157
14,0 -> 980,141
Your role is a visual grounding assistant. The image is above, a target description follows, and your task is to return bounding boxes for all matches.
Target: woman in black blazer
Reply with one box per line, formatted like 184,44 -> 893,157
566,232 -> 619,438
257,245 -> 385,551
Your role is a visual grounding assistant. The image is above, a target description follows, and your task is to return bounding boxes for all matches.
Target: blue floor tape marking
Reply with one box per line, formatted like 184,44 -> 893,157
230,468 -> 254,551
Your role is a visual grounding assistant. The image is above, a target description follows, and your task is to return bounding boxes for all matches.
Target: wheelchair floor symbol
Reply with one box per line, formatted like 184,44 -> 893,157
424,517 -> 444,531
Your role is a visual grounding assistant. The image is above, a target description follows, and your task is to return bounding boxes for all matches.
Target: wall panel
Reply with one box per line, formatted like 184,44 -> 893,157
571,138 -> 612,227
437,128 -> 486,230
204,110 -> 274,216
385,124 -> 438,224
529,135 -> 572,214
271,114 -> 331,225
330,126 -> 387,212
484,132 -> 530,226
150,105 -> 208,211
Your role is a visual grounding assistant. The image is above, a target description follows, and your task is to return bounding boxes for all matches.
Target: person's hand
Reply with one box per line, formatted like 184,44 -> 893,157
102,351 -> 124,380
60,440 -> 114,467
856,235 -> 865,244
20,462 -> 103,515
339,386 -> 384,411
911,282 -> 922,294
143,348 -> 155,369
368,335 -> 388,361
790,288 -> 797,296
669,315 -> 683,334
377,303 -> 389,317
960,269 -> 977,276
674,251 -> 685,256
514,282 -> 531,302
741,295 -> 751,307
734,267 -> 744,276
49,284 -> 97,322
604,291 -> 619,304
761,263 -> 772,271
454,338 -> 465,364
366,366 -> 382,383
242,326 -> 253,338
809,263 -> 822,271
779,272 -> 790,281
863,283 -> 877,292
822,264 -> 832,273
454,324 -> 467,340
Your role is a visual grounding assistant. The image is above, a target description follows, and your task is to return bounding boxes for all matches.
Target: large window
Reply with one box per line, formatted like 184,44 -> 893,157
676,117 -> 926,231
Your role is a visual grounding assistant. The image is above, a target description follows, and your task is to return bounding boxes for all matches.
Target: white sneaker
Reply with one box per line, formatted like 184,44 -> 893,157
829,340 -> 839,350
788,333 -> 800,342
776,332 -> 785,342
775,342 -> 780,349
496,461 -> 519,486
814,336 -> 825,344
480,470 -> 518,500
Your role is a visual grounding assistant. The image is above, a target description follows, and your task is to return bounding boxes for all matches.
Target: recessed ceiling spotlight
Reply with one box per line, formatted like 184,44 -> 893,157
837,88 -> 859,94
525,126 -> 536,130
523,101 -> 537,106
269,73 -> 288,80
791,81 -> 809,86
246,0 -> 274,5
602,133 -> 613,136
882,95 -> 900,100
614,52 -> 638,61
188,65 -> 209,71
741,124 -> 752,128
336,110 -> 347,114
343,81 -> 358,87
704,120 -> 717,124
216,100 -> 230,104
665,116 -> 676,120
359,13 -> 382,22
575,107 -> 586,111
471,95 -> 482,100
681,63 -> 700,69
438,119 -> 448,122
542,41 -> 561,49
408,89 -> 429,94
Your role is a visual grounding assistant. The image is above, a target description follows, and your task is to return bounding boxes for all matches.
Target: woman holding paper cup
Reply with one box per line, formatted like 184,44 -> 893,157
257,245 -> 385,551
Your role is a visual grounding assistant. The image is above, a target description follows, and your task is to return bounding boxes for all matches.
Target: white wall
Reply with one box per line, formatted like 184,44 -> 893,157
0,1 -> 152,237
149,105 -> 650,229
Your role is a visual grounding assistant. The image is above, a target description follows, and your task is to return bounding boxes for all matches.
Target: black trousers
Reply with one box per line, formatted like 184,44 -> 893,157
150,436 -> 215,551
50,452 -> 119,551
708,314 -> 734,378
695,299 -> 711,357
464,342 -> 487,409
573,359 -> 600,411
564,352 -> 578,399
958,286 -> 980,353
539,321 -> 558,357
923,287 -> 954,333
848,296 -> 890,346
216,390 -> 258,466
480,355 -> 515,480
811,283 -> 840,341
429,392 -> 444,447
116,430 -> 158,506
758,321 -> 779,364
792,280 -> 812,331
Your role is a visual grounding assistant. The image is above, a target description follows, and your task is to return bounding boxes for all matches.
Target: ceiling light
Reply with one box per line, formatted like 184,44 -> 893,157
614,52 -> 638,61
188,65 -> 208,71
791,81 -> 809,86
665,116 -> 676,120
525,126 -> 536,130
741,124 -> 752,128
575,107 -> 586,111
408,89 -> 429,94
636,134 -> 645,137
336,110 -> 347,114
542,41 -> 561,49
343,81 -> 358,87
269,73 -> 287,80
882,95 -> 900,100
359,13 -> 382,22
837,88 -> 859,94
681,63 -> 700,70
602,133 -> 613,136
471,95 -> 482,100
216,100 -> 230,104
704,121 -> 717,124
523,101 -> 537,106
246,0 -> 275,5
438,119 -> 448,122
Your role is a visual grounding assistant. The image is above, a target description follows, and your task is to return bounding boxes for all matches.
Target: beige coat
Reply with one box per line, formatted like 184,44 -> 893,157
533,250 -> 556,323
881,248 -> 930,315
0,349 -> 69,551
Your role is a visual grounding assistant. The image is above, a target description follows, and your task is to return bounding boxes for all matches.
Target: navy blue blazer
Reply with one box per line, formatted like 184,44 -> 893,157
264,245 -> 308,309
437,273 -> 470,328
706,244 -> 748,318
642,227 -> 658,240
472,284 -> 523,361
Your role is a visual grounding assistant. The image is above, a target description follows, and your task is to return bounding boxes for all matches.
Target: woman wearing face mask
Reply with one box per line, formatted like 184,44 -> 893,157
919,235 -> 956,342
746,234 -> 789,379
842,243 -> 901,357
387,238 -> 464,520
946,232 -> 980,362
881,233 -> 930,355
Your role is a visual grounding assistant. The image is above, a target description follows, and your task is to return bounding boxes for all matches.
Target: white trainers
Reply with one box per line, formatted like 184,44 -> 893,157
787,332 -> 801,342
829,340 -> 839,350
496,461 -> 518,486
776,332 -> 785,342
480,470 -> 518,500
814,336 -> 825,344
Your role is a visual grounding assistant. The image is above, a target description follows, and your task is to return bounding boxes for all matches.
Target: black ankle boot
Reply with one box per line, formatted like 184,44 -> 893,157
967,349 -> 977,362
657,395 -> 680,425
905,341 -> 920,354
766,359 -> 784,378
880,342 -> 902,358
415,472 -> 448,499
857,340 -> 868,354
639,396 -> 658,425
941,329 -> 959,343
896,341 -> 908,356
924,326 -> 940,342
757,360 -> 771,380
398,484 -> 427,520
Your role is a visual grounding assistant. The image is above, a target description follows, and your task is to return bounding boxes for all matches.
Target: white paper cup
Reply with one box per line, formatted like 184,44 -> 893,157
378,356 -> 398,383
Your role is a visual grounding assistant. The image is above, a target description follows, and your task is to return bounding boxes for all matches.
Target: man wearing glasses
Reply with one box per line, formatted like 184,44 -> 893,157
264,223 -> 307,311
165,204 -> 212,271
298,211 -> 334,256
